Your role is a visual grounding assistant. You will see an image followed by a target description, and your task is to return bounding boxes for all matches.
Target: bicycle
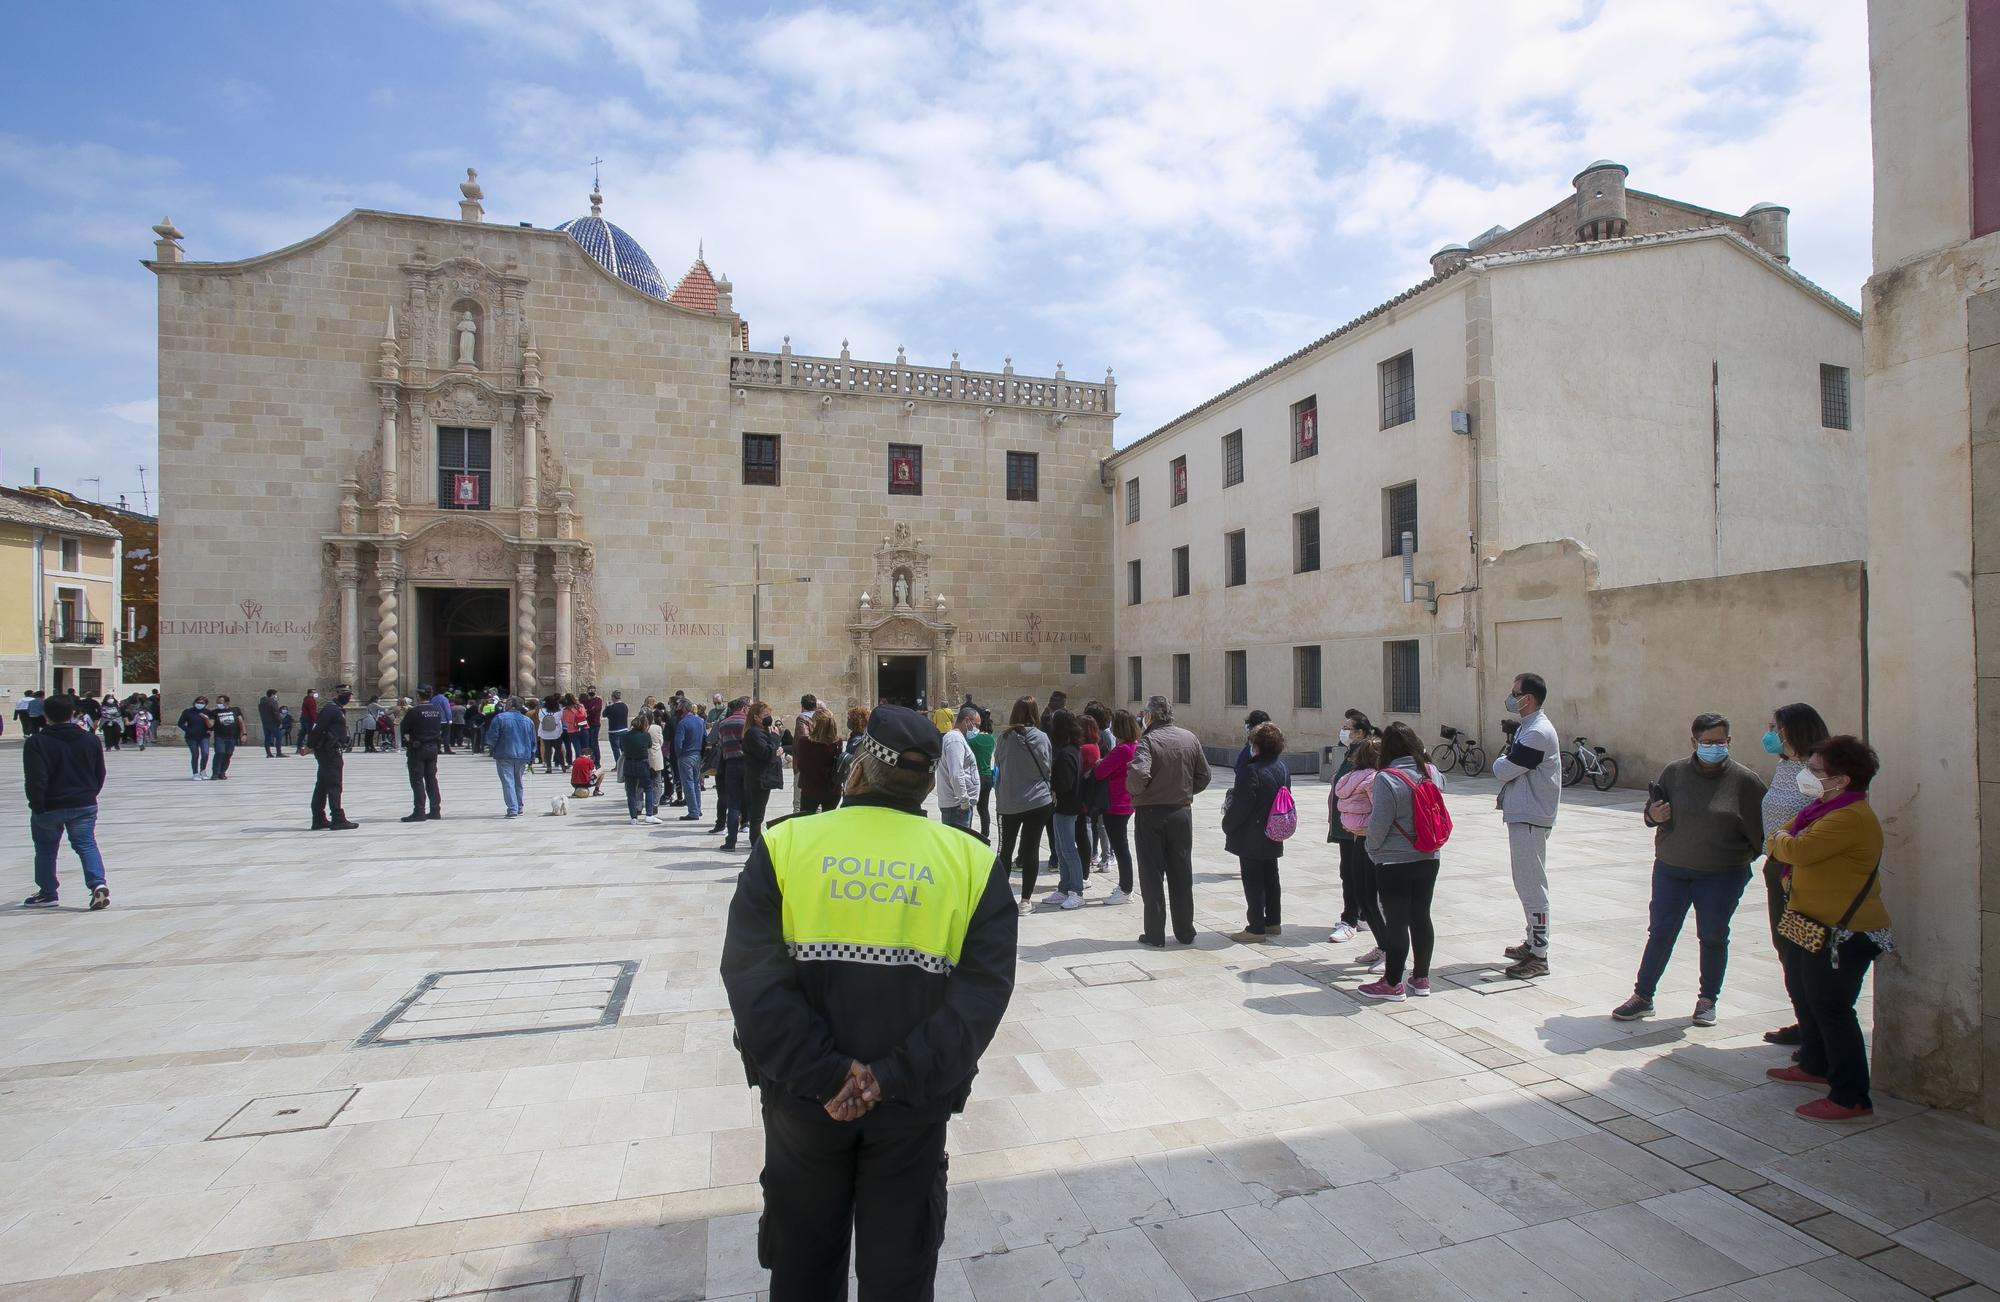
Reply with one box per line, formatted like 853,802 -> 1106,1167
1561,736 -> 1620,791
1428,725 -> 1486,777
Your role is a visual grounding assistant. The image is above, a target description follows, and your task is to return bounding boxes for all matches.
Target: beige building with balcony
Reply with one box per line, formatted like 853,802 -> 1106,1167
1108,162 -> 1866,775
150,173 -> 1115,712
0,487 -> 124,703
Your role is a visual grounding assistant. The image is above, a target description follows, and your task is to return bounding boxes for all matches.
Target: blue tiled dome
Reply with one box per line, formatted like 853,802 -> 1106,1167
556,189 -> 667,299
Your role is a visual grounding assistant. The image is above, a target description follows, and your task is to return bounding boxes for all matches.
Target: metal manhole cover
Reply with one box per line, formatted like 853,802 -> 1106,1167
1069,961 -> 1151,987
355,961 -> 638,1047
208,1088 -> 358,1139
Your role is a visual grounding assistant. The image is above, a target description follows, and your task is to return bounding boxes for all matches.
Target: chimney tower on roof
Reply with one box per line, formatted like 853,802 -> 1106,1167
1744,202 -> 1791,262
1573,160 -> 1630,242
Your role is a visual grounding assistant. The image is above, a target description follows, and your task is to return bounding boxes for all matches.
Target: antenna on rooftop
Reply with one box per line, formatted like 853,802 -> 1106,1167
136,465 -> 150,514
79,476 -> 102,502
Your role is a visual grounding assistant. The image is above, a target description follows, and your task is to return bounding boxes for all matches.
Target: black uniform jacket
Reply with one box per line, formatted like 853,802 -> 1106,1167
719,794 -> 1018,1121
402,702 -> 444,755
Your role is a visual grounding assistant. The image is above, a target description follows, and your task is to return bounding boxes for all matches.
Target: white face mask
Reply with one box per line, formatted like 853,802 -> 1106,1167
1796,768 -> 1826,800
1338,729 -> 1352,746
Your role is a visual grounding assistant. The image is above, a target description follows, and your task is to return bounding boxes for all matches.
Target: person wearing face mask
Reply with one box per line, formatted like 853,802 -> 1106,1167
1612,712 -> 1767,1026
1490,672 -> 1562,978
176,695 -> 214,779
305,687 -> 358,831
1326,709 -> 1381,947
1756,703 -> 1832,1047
1763,736 -> 1891,1121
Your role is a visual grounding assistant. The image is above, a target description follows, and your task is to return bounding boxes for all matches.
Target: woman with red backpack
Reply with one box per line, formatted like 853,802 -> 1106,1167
1357,721 -> 1451,1001
1221,721 -> 1294,943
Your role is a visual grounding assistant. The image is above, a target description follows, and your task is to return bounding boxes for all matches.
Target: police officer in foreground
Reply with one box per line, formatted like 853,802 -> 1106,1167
721,704 -> 1018,1302
305,686 -> 357,830
401,684 -> 445,822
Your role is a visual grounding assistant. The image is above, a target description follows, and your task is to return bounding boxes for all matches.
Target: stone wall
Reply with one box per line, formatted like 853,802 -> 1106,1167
1478,540 -> 1867,790
1865,0 -> 2000,1125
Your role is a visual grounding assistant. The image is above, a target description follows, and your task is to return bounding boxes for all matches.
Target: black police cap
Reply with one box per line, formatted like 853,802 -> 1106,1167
860,703 -> 942,770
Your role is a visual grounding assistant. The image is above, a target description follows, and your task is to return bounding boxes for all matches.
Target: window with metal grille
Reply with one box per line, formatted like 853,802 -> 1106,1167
1005,451 -> 1039,501
1125,477 -> 1140,523
1173,653 -> 1192,704
1225,530 -> 1247,587
1222,429 -> 1243,487
1128,559 -> 1142,605
437,426 -> 492,510
1295,645 -> 1322,709
1170,455 -> 1187,506
743,433 -> 780,485
1226,649 -> 1248,707
1385,639 -> 1421,713
1379,352 -> 1416,429
1070,654 -> 1087,675
1820,364 -> 1851,430
1295,509 -> 1320,573
1128,656 -> 1143,701
1383,482 -> 1418,557
1291,395 -> 1319,461
888,443 -> 922,495
1173,545 -> 1190,597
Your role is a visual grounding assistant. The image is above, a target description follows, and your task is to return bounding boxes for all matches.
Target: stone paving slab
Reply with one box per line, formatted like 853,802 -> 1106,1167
0,745 -> 1996,1300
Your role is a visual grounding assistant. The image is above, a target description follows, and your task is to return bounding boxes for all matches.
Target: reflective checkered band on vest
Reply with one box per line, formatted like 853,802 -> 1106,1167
786,940 -> 952,975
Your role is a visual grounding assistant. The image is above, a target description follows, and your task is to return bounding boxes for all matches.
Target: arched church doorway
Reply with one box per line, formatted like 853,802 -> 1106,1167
876,655 -> 929,709
419,588 -> 510,694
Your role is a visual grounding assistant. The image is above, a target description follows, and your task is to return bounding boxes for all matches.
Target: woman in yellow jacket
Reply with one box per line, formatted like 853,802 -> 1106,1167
1763,735 -> 1891,1121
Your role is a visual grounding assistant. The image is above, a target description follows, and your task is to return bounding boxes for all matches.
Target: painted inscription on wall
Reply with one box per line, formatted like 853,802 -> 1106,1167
601,603 -> 726,640
961,612 -> 1090,645
159,599 -> 319,640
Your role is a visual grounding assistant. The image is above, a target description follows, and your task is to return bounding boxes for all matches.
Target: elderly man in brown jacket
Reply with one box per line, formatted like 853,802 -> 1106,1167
1126,695 -> 1212,947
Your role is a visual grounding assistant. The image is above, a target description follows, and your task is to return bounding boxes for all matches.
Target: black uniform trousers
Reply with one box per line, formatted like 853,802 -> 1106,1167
311,749 -> 346,825
407,749 -> 441,815
759,1093 -> 948,1302
1134,805 -> 1196,944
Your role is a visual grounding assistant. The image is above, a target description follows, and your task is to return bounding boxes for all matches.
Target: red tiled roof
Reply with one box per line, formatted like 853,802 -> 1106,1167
668,258 -> 719,312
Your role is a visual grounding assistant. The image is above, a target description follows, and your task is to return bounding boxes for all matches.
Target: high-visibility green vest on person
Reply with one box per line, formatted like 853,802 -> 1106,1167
764,804 -> 991,974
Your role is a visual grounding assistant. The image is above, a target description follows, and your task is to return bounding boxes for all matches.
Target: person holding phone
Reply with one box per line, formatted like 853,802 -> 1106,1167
1612,712 -> 1767,1027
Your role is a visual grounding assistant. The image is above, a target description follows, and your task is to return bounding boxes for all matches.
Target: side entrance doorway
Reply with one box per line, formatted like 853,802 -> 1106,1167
875,655 -> 928,709
417,588 -> 510,695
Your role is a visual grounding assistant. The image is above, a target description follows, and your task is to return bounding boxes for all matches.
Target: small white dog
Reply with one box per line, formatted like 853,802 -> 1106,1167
547,794 -> 570,816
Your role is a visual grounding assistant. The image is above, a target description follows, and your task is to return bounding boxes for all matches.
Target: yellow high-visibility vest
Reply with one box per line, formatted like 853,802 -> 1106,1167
765,803 -> 991,974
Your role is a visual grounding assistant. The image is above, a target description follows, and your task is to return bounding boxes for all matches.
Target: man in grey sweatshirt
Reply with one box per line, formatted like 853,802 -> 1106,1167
1490,672 -> 1561,978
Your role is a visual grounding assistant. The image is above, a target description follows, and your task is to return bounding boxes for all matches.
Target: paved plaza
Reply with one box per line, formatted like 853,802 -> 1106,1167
3,744 -> 2000,1302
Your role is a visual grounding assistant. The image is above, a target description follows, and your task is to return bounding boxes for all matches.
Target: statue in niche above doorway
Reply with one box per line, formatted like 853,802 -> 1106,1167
456,310 -> 477,367
893,571 -> 910,608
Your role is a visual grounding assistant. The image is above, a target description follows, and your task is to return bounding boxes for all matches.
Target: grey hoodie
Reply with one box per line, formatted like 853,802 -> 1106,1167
1364,757 -> 1446,864
993,726 -> 1053,815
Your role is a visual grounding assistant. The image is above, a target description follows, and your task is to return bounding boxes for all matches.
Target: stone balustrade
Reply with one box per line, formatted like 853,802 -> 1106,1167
729,346 -> 1114,414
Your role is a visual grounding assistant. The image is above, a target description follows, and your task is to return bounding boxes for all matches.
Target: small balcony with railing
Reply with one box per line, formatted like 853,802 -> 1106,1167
48,618 -> 105,646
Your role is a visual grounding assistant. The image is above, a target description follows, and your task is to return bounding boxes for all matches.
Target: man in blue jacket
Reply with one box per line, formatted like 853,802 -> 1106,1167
673,699 -> 707,823
22,694 -> 110,911
485,696 -> 537,818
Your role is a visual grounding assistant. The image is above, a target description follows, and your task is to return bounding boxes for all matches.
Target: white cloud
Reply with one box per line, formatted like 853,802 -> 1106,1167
106,398 -> 157,426
9,0 -> 1871,491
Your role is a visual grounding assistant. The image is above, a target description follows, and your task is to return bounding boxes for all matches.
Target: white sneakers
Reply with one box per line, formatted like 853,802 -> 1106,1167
1061,892 -> 1084,910
1041,890 -> 1068,907
1105,888 -> 1129,905
1328,922 -> 1357,943
642,815 -> 664,825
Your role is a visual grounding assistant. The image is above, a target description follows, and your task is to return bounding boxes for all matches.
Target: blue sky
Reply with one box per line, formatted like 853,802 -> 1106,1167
0,0 -> 1870,507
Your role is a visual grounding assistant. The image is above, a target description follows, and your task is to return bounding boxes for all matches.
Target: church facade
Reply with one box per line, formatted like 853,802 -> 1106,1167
150,172 -> 1116,712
